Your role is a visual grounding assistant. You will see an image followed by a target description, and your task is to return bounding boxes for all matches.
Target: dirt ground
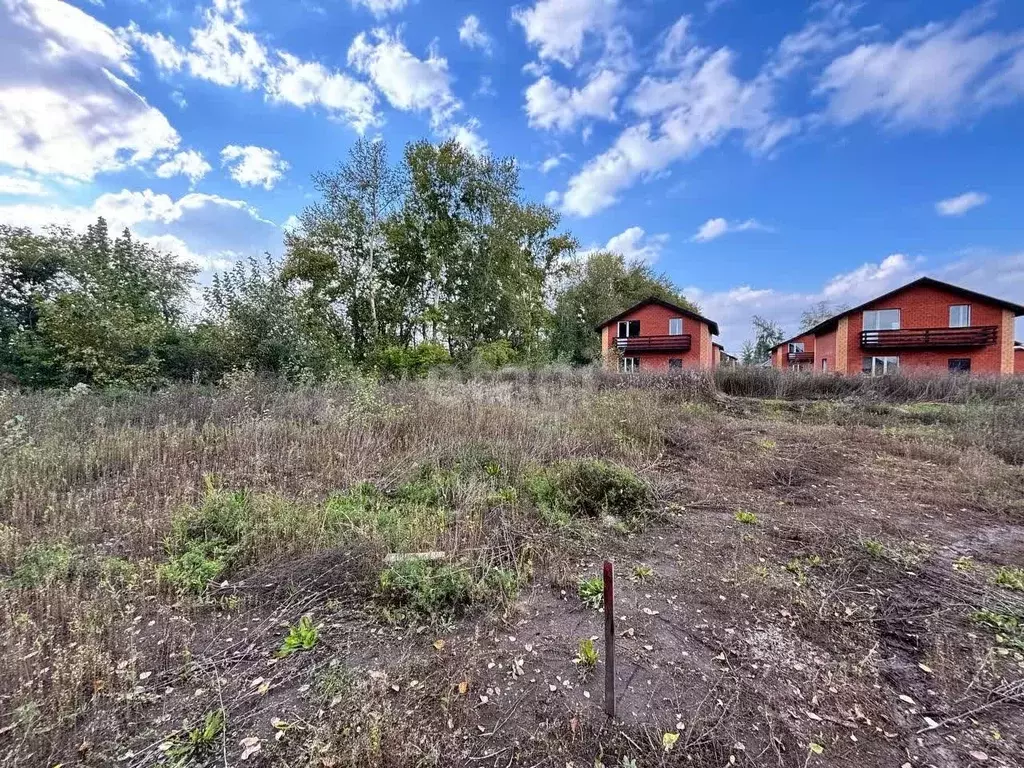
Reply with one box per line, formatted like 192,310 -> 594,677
4,388 -> 1024,768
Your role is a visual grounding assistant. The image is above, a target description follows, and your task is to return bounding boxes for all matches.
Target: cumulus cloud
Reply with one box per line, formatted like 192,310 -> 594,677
351,0 -> 407,18
459,15 -> 492,54
444,119 -> 489,156
513,0 -> 620,67
539,154 -> 569,173
816,8 -> 1024,129
936,191 -> 988,217
692,217 -> 769,242
123,2 -> 379,132
525,69 -> 625,131
1,0 -> 180,180
0,175 -> 48,196
348,28 -> 460,128
0,188 -> 282,275
220,145 -> 289,189
155,150 -> 212,184
580,226 -> 668,264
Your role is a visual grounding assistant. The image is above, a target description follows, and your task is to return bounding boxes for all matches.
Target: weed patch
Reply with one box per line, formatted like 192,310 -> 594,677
278,615 -> 319,657
376,558 -> 517,623
994,567 -> 1024,592
578,575 -> 604,609
6,542 -> 77,588
525,459 -> 651,523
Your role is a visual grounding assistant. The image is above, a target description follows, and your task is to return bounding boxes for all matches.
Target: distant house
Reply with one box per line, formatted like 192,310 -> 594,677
596,297 -> 721,372
769,277 -> 1024,375
713,342 -> 738,367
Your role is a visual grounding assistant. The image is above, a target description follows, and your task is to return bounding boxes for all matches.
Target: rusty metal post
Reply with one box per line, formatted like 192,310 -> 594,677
603,560 -> 615,719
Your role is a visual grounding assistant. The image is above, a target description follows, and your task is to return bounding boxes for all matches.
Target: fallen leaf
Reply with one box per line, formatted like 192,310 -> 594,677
239,736 -> 261,760
662,732 -> 679,752
433,639 -> 445,651
458,681 -> 468,695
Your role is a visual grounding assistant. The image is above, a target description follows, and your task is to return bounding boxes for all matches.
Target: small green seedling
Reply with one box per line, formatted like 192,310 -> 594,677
952,556 -> 975,572
168,709 -> 224,764
631,564 -> 654,582
862,539 -> 886,559
277,615 -> 319,658
575,638 -> 599,670
578,576 -> 604,610
734,509 -> 758,525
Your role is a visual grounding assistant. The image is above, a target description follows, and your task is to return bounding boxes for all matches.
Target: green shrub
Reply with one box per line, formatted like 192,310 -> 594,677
578,576 -> 604,609
471,340 -> 518,370
326,483 -> 448,553
526,459 -> 651,522
278,615 -> 319,657
377,559 -> 476,621
159,482 -> 250,595
8,542 -> 77,588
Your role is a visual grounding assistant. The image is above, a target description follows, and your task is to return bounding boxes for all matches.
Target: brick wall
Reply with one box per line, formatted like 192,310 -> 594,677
842,283 -> 1008,375
774,333 -> 815,370
601,303 -> 712,370
1016,347 -> 1024,374
816,330 -> 836,373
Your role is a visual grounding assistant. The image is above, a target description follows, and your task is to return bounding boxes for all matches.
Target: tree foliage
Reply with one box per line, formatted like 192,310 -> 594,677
741,315 -> 786,365
800,300 -> 848,330
0,139 -> 701,388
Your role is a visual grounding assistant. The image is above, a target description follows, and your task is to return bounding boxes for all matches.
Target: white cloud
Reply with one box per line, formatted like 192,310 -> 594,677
351,0 -> 407,18
264,52 -> 378,132
155,149 -> 212,184
348,28 -> 460,128
656,15 -> 692,70
816,8 -> 1024,129
459,15 -> 492,54
692,217 -> 769,242
936,191 -> 988,217
525,69 -> 625,132
0,188 -> 282,275
0,175 -> 48,196
539,153 -> 569,173
1,0 -> 180,180
686,252 -> 920,351
603,226 -> 668,263
445,119 -> 489,156
544,190 -> 561,206
563,45 -> 793,216
513,0 -> 619,67
220,145 -> 289,190
123,3 -> 379,132
281,214 -> 300,233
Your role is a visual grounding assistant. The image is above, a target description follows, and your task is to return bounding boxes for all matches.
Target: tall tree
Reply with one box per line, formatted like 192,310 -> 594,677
741,315 -> 785,364
800,300 -> 848,330
550,251 -> 698,364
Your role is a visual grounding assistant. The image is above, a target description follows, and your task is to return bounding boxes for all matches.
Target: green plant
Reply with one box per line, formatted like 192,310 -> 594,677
167,709 -> 224,765
8,542 -> 77,588
994,566 -> 1024,592
575,638 -> 598,670
377,559 -> 476,622
631,564 -> 654,582
734,509 -> 759,525
525,459 -> 651,522
862,538 -> 886,559
970,609 -> 1024,651
953,556 -> 975,572
278,615 -> 320,657
578,576 -> 604,610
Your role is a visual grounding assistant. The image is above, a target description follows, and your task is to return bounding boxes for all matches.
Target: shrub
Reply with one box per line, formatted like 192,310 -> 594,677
326,483 -> 448,553
7,542 -> 77,588
471,340 -> 518,370
994,566 -> 1024,592
377,559 -> 476,621
578,576 -> 604,609
526,459 -> 651,522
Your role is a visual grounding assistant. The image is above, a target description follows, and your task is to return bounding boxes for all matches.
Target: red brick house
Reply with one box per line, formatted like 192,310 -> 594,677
770,277 -> 1023,375
596,297 -> 720,372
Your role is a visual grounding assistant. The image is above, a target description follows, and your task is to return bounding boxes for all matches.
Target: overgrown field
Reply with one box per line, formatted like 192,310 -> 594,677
2,370 -> 1024,767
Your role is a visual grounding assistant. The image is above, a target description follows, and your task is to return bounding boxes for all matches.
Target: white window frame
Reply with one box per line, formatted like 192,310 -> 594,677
668,317 -> 683,335
617,320 -> 639,338
619,356 -> 640,373
949,304 -> 971,328
862,355 -> 900,376
863,309 -> 901,331
821,359 -> 829,372
788,342 -> 805,354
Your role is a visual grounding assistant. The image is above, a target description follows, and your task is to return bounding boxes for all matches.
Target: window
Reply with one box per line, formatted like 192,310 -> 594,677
668,358 -> 682,369
948,358 -> 971,373
862,356 -> 900,376
617,320 -> 640,338
788,342 -> 805,354
669,317 -> 683,335
620,357 -> 640,373
863,309 -> 901,331
821,359 -> 829,372
949,305 -> 971,328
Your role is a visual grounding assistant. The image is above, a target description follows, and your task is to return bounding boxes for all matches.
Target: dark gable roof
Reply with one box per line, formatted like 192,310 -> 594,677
771,277 -> 1024,351
595,296 -> 720,336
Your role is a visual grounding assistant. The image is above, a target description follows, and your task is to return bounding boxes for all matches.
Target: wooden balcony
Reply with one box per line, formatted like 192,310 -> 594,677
615,334 -> 692,352
787,351 -> 814,363
860,326 -> 998,349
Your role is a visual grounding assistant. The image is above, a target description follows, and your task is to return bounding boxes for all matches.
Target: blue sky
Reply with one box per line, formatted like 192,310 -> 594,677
1,0 -> 1023,350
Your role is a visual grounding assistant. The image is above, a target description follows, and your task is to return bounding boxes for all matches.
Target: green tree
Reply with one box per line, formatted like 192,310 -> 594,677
741,315 -> 785,365
549,251 -> 698,364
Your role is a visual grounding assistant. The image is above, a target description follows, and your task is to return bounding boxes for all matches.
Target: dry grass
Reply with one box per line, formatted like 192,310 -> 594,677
1,372 -> 1023,766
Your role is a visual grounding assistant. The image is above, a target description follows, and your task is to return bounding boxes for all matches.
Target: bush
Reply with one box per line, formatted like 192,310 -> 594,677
526,459 -> 651,522
7,542 -> 77,588
367,342 -> 452,380
471,340 -> 518,370
377,559 -> 476,620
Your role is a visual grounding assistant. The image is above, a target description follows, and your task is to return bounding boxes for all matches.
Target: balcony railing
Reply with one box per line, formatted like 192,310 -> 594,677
860,326 -> 998,349
615,334 -> 692,352
787,351 -> 814,363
